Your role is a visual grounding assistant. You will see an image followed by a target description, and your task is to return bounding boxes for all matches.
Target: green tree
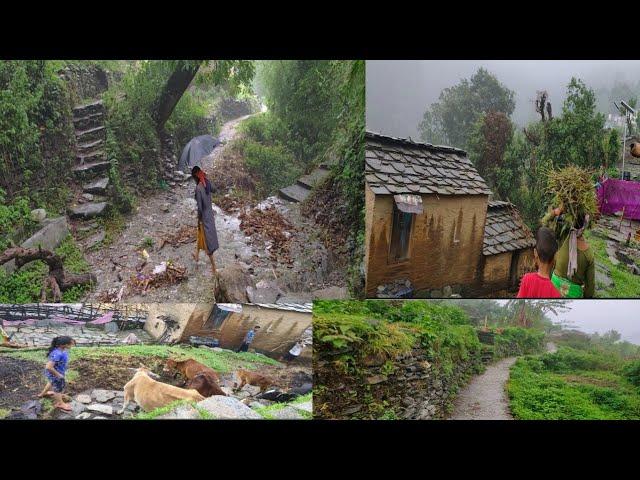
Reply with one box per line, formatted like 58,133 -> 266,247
467,111 -> 514,196
500,78 -> 620,227
418,68 -> 516,148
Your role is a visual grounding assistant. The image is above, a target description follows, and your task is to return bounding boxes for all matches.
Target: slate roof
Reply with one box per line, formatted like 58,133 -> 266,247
250,303 -> 313,314
483,201 -> 536,256
365,131 -> 492,196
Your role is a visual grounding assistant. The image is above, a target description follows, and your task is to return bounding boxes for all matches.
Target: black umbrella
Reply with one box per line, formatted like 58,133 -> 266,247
177,134 -> 220,172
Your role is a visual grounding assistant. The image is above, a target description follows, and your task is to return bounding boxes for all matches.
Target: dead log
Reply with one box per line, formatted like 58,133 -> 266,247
0,247 -> 96,302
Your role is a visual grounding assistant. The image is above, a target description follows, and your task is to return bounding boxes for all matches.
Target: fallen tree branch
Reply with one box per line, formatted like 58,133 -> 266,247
0,247 -> 96,302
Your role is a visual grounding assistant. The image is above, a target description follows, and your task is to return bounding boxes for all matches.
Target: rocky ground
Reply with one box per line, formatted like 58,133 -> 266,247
590,214 -> 640,296
3,324 -> 151,348
0,345 -> 312,420
80,115 -> 347,304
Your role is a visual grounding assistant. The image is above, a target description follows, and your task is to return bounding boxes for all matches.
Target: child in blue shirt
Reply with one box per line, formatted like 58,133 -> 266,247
38,336 -> 75,412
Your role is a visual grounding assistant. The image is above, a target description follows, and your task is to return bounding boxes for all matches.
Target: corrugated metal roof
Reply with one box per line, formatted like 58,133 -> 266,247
249,303 -> 313,314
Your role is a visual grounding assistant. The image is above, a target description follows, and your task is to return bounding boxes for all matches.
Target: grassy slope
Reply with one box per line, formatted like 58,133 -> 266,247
587,231 -> 640,298
1,344 -> 279,374
508,352 -> 640,420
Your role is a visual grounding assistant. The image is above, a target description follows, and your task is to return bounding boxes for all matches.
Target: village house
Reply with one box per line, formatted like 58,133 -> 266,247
145,302 -> 313,363
364,131 -> 535,298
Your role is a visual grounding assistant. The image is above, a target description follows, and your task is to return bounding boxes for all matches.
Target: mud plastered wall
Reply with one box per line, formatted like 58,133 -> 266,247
365,188 -> 488,296
180,305 -> 312,361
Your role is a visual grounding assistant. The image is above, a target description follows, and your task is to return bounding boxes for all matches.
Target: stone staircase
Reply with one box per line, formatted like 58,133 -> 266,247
279,164 -> 332,203
69,99 -> 110,220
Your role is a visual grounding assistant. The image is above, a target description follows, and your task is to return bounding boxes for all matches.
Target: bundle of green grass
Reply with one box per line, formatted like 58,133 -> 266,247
546,165 -> 598,239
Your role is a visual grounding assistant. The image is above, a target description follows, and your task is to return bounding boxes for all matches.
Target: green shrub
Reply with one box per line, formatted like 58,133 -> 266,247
508,354 -> 640,420
0,60 -> 74,213
0,190 -> 36,251
623,360 -> 640,387
237,138 -> 301,197
541,347 -> 620,373
0,235 -> 91,303
494,327 -> 545,357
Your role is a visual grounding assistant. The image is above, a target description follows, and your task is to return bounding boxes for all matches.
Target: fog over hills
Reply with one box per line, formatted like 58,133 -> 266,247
367,60 -> 640,139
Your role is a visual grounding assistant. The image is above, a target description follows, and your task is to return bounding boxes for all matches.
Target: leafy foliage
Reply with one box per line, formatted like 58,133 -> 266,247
493,327 -> 545,357
418,68 -> 515,148
0,60 -> 75,213
500,78 -> 619,227
508,346 -> 640,420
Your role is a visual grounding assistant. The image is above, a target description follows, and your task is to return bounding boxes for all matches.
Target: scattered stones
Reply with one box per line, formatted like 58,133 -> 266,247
157,404 -> 201,420
376,278 -> 414,298
197,395 -> 263,419
92,389 -> 117,403
86,404 -> 114,416
76,412 -> 92,420
293,401 -> 313,413
365,374 -> 387,385
75,394 -> 92,404
31,208 -> 47,222
268,406 -> 306,419
596,264 -> 614,288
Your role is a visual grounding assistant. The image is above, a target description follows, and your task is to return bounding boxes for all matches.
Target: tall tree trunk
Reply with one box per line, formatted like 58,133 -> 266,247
153,62 -> 201,131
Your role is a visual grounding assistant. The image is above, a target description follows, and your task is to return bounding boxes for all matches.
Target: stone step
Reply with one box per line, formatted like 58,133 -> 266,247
77,138 -> 104,155
297,167 -> 331,189
69,202 -> 108,220
73,112 -> 104,131
73,99 -> 104,118
83,177 -> 110,195
279,184 -> 310,203
76,125 -> 106,143
76,150 -> 106,165
73,160 -> 111,177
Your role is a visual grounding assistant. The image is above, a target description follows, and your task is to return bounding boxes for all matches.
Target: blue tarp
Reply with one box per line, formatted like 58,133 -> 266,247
177,135 -> 220,172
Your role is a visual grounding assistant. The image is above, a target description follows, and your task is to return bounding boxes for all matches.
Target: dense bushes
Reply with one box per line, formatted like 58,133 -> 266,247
313,300 -> 482,374
0,60 -> 75,214
508,346 -> 640,419
623,360 -> 640,387
0,189 -> 36,251
494,327 -> 545,357
235,113 -> 301,197
0,235 -> 92,303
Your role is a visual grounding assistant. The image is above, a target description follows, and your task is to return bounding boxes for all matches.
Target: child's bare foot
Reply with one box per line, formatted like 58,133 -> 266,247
54,402 -> 72,412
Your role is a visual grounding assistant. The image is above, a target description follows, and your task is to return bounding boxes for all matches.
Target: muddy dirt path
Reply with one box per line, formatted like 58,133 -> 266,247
449,357 -> 517,420
449,341 -> 557,420
83,116 -> 346,304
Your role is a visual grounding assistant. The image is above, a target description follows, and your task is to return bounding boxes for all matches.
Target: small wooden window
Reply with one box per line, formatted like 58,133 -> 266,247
390,204 -> 414,262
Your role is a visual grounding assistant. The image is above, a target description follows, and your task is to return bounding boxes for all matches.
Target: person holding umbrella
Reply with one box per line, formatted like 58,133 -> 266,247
192,165 -> 219,275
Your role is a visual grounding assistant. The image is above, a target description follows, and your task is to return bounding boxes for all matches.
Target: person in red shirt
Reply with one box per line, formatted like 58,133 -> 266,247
517,227 -> 561,298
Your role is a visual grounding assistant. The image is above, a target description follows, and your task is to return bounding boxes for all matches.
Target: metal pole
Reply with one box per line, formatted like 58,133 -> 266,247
622,117 -> 627,180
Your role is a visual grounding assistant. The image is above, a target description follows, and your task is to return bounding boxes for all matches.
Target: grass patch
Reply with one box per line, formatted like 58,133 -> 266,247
508,348 -> 640,420
1,344 -> 280,374
0,408 -> 9,419
587,231 -> 640,298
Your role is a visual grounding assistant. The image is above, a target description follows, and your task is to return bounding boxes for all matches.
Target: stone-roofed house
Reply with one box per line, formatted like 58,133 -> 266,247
481,201 -> 536,293
364,131 -> 535,297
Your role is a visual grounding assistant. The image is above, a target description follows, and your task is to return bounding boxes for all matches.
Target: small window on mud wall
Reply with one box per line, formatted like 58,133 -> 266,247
205,305 -> 232,329
389,204 -> 414,262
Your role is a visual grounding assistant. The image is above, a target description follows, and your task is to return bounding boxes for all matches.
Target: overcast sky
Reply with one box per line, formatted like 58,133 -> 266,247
494,300 -> 640,344
367,60 -> 640,139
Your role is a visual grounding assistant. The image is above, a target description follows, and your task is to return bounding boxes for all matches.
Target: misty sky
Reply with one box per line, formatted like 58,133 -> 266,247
494,300 -> 640,345
367,60 -> 640,139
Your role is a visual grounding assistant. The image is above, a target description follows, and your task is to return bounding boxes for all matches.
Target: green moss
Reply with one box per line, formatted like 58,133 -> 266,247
0,408 -> 10,419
